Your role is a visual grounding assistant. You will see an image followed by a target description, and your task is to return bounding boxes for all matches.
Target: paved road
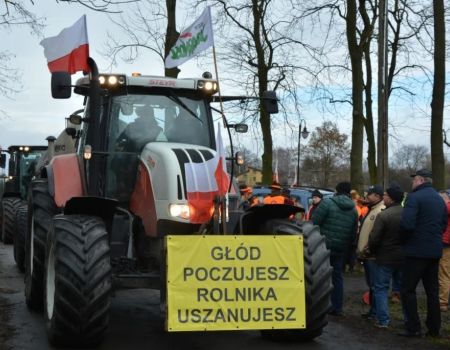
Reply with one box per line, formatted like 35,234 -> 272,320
0,243 -> 440,350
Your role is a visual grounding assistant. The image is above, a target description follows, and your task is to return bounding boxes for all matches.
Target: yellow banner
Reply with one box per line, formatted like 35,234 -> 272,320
166,235 -> 305,331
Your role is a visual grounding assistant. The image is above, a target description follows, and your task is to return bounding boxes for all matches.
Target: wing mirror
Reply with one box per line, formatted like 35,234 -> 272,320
51,72 -> 72,99
228,123 -> 248,133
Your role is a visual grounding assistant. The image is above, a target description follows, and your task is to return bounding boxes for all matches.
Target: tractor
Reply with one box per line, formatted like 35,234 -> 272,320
25,58 -> 332,348
9,114 -> 83,272
0,145 -> 46,257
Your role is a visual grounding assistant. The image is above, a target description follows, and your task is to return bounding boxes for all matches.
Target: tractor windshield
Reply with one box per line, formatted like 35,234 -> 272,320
109,93 -> 212,153
18,150 -> 44,198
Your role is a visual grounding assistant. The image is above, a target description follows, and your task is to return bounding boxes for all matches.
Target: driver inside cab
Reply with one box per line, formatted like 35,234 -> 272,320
116,105 -> 166,152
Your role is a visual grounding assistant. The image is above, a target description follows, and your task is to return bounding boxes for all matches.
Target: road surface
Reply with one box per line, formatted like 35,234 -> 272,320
0,243 -> 446,350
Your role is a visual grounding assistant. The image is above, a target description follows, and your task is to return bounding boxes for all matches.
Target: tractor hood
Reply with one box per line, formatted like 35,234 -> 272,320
130,142 -> 224,235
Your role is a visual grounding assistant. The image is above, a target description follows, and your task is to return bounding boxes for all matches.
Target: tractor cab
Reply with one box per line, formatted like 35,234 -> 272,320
3,145 -> 46,199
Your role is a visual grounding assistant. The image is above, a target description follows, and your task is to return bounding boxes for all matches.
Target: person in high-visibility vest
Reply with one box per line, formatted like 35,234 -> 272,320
239,185 -> 259,209
263,182 -> 288,204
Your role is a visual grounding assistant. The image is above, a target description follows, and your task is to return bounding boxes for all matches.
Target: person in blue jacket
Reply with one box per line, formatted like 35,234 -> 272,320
398,169 -> 447,338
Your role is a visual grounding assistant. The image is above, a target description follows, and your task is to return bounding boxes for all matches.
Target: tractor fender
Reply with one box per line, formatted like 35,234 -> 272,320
46,154 -> 85,208
239,204 -> 303,235
64,197 -> 118,233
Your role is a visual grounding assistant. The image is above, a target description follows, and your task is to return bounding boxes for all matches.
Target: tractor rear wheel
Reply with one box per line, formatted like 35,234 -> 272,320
259,219 -> 332,341
1,197 -> 22,244
45,215 -> 111,348
14,204 -> 27,272
25,180 -> 56,311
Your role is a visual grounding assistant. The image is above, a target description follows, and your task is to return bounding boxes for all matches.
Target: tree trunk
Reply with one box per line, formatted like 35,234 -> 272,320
363,46 -> 377,184
251,0 -> 273,185
430,0 -> 446,189
164,0 -> 180,78
347,0 -> 365,191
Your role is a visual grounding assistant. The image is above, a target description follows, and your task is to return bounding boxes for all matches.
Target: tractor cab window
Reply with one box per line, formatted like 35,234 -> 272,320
109,93 -> 211,153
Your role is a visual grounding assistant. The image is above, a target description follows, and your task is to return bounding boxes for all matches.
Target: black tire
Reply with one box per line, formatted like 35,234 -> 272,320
14,204 -> 28,272
25,180 -> 56,311
45,215 -> 111,348
1,197 -> 22,244
259,219 -> 332,342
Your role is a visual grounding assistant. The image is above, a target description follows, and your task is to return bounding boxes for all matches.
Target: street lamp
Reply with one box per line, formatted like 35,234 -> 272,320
296,119 -> 309,186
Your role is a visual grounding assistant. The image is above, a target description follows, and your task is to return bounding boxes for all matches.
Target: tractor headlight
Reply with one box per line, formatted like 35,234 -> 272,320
98,74 -> 126,87
169,204 -> 190,220
197,80 -> 218,94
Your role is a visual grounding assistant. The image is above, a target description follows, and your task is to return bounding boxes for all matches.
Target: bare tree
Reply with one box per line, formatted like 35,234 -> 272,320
199,0 -> 318,185
430,0 -> 446,189
392,144 -> 429,172
302,121 -> 350,188
102,0 -> 179,77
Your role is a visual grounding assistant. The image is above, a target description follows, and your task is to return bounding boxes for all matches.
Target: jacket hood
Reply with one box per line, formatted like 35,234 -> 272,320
331,194 -> 356,211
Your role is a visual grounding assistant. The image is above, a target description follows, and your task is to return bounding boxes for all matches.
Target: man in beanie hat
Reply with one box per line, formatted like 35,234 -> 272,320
368,185 -> 404,328
398,169 -> 447,337
305,189 -> 323,220
357,184 -> 385,320
311,181 -> 358,316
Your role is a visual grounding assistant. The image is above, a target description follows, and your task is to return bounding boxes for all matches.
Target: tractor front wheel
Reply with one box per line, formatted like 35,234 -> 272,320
1,197 -> 22,244
259,219 -> 332,342
45,215 -> 111,348
14,204 -> 27,272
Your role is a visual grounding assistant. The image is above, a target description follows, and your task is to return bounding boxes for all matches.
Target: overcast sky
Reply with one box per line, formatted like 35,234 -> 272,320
0,2 -> 206,149
0,2 -> 449,161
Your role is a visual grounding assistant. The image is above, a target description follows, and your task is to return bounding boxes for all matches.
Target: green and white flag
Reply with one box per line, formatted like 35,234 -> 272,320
165,6 -> 214,69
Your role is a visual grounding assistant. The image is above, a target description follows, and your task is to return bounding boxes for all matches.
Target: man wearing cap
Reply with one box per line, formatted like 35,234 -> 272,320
311,181 -> 358,316
239,185 -> 258,210
357,184 -> 385,320
398,169 -> 447,338
368,185 -> 404,328
263,182 -> 287,204
305,189 -> 323,221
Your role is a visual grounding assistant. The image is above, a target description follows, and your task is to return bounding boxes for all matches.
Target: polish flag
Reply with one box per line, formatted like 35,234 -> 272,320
214,123 -> 229,196
184,124 -> 229,223
40,15 -> 89,74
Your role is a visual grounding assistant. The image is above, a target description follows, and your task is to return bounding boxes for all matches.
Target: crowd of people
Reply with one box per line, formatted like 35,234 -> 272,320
239,168 -> 450,338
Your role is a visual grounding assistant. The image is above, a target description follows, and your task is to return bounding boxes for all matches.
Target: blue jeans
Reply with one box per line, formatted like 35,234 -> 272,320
363,259 -> 378,316
374,264 -> 395,326
330,253 -> 345,313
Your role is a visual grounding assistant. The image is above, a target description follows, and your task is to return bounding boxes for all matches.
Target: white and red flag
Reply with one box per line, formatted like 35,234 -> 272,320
40,15 -> 89,74
184,124 -> 229,223
214,122 -> 229,196
165,6 -> 214,69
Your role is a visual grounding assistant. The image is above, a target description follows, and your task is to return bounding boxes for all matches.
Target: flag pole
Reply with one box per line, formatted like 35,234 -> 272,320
212,45 -> 228,235
212,45 -> 225,127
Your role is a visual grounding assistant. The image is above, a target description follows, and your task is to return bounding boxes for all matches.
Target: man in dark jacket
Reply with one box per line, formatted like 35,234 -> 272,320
306,189 -> 323,220
398,169 -> 447,338
368,185 -> 404,328
312,181 -> 358,316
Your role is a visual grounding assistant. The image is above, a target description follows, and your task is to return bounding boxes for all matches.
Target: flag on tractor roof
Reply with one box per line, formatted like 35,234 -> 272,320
165,6 -> 214,69
40,15 -> 89,74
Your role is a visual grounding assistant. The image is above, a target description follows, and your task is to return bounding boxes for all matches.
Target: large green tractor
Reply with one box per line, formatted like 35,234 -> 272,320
0,146 -> 46,274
